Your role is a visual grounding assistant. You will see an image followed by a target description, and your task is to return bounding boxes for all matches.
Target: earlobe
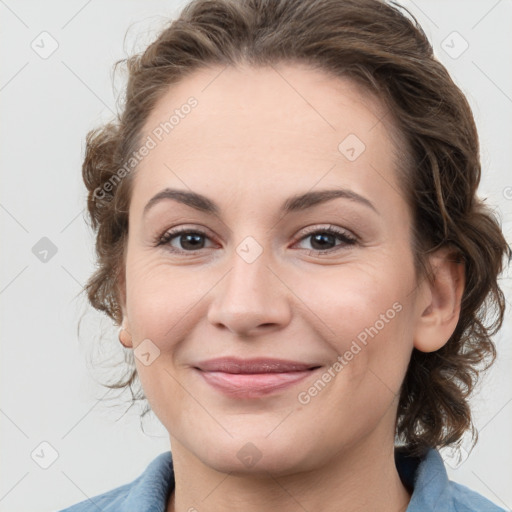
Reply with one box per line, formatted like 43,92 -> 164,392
413,248 -> 465,353
118,323 -> 133,348
116,269 -> 132,348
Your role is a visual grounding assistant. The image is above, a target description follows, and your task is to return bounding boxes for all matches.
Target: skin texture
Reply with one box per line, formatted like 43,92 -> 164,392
118,63 -> 465,512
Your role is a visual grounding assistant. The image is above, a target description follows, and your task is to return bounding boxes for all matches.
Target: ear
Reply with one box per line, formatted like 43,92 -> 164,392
117,263 -> 127,317
116,266 -> 133,348
413,247 -> 465,353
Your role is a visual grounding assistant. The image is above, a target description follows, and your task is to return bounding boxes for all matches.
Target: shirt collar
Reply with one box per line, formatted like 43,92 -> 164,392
120,451 -> 175,512
395,446 -> 450,511
119,446 -> 451,512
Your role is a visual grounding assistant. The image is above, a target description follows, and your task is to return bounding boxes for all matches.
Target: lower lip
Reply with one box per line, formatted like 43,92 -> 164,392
197,369 -> 317,398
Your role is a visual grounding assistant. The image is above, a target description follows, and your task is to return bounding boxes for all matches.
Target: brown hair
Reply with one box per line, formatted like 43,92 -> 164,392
82,0 -> 510,456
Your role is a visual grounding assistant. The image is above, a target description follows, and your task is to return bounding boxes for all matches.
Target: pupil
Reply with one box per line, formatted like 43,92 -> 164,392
311,233 -> 334,250
181,233 -> 204,250
177,233 -> 337,251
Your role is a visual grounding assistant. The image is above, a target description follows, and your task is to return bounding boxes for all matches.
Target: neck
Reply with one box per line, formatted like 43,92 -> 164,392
167,432 -> 411,512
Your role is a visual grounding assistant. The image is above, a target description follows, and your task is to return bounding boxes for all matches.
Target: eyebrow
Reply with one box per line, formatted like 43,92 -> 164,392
143,187 -> 378,217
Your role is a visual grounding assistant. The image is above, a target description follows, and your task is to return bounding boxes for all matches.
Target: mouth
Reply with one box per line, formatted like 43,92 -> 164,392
194,357 -> 322,398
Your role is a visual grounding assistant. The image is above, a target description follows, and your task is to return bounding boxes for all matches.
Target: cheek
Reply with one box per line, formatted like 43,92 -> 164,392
124,256 -> 219,359
300,264 -> 408,334
294,262 -> 415,384
125,254 -> 185,334
288,268 -> 415,452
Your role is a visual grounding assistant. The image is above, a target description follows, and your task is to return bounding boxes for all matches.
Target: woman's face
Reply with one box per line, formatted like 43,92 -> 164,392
122,64 -> 430,474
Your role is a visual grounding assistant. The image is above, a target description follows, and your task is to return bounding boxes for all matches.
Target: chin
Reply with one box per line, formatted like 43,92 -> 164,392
189,430 -> 316,477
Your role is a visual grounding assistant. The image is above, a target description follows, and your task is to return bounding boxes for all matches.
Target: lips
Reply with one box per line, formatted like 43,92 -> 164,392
194,357 -> 321,398
195,357 -> 320,373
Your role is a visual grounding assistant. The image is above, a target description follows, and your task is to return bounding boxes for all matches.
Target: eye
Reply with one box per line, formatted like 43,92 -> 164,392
293,226 -> 357,254
157,228 -> 214,252
156,225 -> 358,255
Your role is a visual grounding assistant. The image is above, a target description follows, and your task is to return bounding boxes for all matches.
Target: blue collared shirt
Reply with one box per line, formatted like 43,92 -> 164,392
58,448 -> 506,511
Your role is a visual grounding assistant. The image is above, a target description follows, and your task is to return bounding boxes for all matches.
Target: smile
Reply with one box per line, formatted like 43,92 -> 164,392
194,357 -> 322,398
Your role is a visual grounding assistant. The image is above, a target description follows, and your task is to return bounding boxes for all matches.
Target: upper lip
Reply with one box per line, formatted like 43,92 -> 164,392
194,357 -> 321,374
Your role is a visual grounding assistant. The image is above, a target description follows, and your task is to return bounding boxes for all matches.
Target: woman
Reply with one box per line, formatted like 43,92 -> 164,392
59,0 -> 510,510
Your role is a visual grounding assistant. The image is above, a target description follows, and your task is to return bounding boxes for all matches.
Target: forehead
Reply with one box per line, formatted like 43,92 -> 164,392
132,63 -> 405,214
142,62 -> 394,150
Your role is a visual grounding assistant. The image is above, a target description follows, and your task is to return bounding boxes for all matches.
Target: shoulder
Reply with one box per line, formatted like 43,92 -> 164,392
396,447 -> 506,512
57,483 -> 132,512
57,451 -> 174,512
447,480 -> 507,512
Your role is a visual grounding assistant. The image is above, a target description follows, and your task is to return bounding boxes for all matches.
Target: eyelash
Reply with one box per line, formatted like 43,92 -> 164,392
155,225 -> 358,256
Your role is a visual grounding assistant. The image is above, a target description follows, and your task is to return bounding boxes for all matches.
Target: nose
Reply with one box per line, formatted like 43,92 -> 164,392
207,243 -> 292,337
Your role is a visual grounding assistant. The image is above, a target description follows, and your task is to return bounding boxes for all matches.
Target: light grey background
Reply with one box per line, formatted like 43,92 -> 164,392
0,1 -> 511,511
